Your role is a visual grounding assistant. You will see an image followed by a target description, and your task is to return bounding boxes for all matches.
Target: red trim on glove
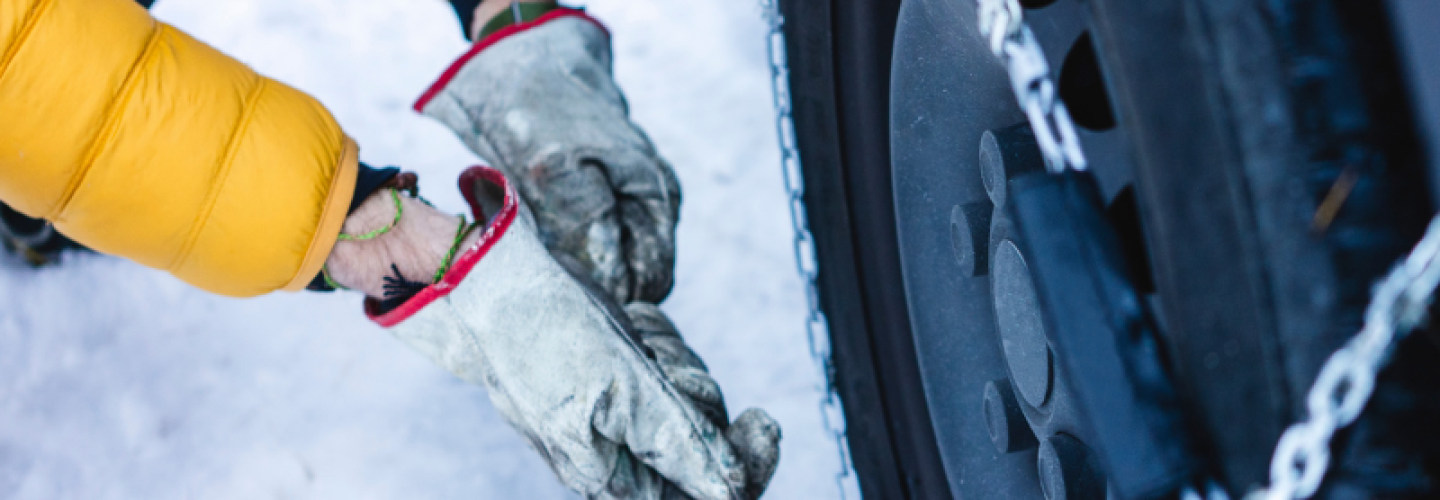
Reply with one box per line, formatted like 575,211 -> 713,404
365,166 -> 519,327
413,8 -> 610,113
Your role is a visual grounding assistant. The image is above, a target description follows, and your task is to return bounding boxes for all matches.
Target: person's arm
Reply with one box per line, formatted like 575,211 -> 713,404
446,0 -> 565,42
0,0 -> 357,296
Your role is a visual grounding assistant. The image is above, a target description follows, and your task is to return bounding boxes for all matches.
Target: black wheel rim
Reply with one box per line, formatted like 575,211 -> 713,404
889,0 -> 1137,497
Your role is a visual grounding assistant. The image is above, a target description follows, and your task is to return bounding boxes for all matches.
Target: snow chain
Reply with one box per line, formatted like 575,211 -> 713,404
759,1 -> 859,498
977,0 -> 1088,174
975,0 -> 1440,498
1244,215 -> 1440,499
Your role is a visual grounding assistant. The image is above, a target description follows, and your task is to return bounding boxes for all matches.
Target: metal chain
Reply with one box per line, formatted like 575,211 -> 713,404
1246,213 -> 1440,499
759,1 -> 858,498
977,0 -> 1088,174
975,0 -> 1440,498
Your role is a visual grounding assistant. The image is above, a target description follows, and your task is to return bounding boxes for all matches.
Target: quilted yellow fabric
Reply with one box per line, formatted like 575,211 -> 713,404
0,0 -> 357,296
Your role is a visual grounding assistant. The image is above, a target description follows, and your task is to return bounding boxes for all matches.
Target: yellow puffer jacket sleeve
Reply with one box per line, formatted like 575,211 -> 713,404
0,0 -> 357,297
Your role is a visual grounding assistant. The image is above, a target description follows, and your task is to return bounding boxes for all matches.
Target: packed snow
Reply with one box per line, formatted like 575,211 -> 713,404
0,0 -> 856,498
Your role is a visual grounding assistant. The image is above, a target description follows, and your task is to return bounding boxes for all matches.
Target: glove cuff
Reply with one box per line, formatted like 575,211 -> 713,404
413,7 -> 607,113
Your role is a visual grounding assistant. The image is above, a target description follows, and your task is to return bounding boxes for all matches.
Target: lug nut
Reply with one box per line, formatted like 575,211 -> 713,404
979,123 -> 1047,209
1037,434 -> 1106,500
983,379 -> 1038,453
951,202 -> 993,277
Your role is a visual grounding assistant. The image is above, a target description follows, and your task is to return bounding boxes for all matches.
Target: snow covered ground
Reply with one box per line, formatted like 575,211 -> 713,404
0,0 -> 855,498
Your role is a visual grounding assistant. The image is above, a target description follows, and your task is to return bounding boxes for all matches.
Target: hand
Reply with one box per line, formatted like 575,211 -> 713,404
417,9 -> 680,305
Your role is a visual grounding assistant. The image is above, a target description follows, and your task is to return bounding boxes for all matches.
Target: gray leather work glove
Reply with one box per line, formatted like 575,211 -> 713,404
416,9 -> 680,305
371,167 -> 745,500
627,303 -> 781,500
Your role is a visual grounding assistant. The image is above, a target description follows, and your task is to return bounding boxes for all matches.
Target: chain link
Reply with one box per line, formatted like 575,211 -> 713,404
974,0 -> 1440,498
1246,213 -> 1440,499
760,1 -> 859,498
977,0 -> 1087,173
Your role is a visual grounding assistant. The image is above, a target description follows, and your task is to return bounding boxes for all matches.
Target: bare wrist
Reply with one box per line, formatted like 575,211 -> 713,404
471,0 -> 555,40
324,190 -> 479,301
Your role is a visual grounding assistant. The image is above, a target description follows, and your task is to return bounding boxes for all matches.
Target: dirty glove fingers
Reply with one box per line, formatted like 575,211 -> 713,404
623,303 -> 780,500
618,194 -> 678,303
517,156 -> 632,301
660,365 -> 729,430
625,302 -> 707,372
727,409 -> 781,500
599,449 -> 668,500
590,368 -> 746,500
607,153 -> 682,304
625,303 -> 728,427
599,447 -> 698,500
